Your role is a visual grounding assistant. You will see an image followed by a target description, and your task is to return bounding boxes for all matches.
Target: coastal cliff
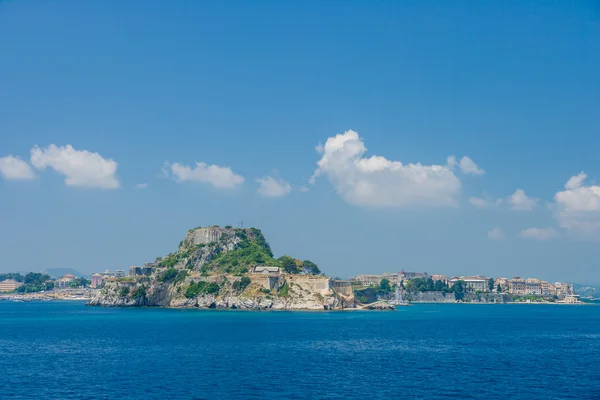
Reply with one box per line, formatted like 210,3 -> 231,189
89,226 -> 379,310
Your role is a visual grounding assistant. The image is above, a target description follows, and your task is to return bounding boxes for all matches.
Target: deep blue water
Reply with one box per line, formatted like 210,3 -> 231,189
0,302 -> 599,399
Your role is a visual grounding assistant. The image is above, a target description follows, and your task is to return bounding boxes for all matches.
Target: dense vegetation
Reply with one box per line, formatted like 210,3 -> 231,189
185,280 -> 221,298
232,276 -> 251,292
0,272 -> 24,282
354,279 -> 394,304
13,273 -> 53,293
154,227 -> 323,278
403,277 -> 467,300
131,286 -> 146,299
207,232 -> 279,274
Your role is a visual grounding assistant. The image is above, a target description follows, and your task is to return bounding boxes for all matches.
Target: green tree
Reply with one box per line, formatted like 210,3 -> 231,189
452,280 -> 466,301
278,255 -> 299,274
301,260 -> 321,275
232,276 -> 251,292
488,277 -> 495,292
379,279 -> 392,293
497,284 -> 502,293
434,280 -> 447,291
131,286 -> 146,299
159,268 -> 178,282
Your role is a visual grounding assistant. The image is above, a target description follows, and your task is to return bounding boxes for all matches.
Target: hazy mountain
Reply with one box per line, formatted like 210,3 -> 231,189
42,268 -> 86,278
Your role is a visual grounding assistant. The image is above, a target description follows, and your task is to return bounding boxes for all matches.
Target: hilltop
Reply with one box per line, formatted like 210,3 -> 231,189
89,226 -> 381,310
155,226 -> 321,276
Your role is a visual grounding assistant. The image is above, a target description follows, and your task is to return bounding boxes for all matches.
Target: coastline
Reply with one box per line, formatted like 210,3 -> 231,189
1,294 -> 594,307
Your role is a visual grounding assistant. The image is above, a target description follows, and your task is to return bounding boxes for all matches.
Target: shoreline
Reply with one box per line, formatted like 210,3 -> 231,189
1,295 -> 595,307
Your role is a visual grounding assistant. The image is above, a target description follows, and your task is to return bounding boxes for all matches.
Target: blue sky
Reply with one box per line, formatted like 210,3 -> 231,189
1,1 -> 599,283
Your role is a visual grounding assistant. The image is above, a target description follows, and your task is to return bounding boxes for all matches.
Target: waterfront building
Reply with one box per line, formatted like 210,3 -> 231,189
56,274 -> 76,288
495,277 -> 509,292
463,277 -> 489,292
525,278 -> 543,295
399,270 -> 429,280
0,279 -> 23,292
554,282 -> 574,297
352,274 -> 384,286
540,281 -> 552,296
90,273 -> 104,288
381,272 -> 401,283
508,277 -> 527,295
563,294 -> 581,304
430,275 -> 449,284
449,276 -> 489,292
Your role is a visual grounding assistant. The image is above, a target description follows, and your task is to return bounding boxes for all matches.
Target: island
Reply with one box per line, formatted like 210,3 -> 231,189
89,226 -> 393,310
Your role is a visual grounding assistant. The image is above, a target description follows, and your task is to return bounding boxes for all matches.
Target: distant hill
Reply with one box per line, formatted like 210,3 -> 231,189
574,283 -> 599,298
42,268 -> 85,278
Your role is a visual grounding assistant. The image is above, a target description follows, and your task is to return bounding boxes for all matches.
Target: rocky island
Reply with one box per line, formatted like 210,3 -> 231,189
89,226 -> 392,310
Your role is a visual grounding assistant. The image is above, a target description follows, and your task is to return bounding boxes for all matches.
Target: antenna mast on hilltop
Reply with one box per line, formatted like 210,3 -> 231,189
239,220 -> 244,229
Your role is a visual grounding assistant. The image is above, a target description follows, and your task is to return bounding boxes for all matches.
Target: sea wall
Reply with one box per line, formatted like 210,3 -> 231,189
405,291 -> 456,303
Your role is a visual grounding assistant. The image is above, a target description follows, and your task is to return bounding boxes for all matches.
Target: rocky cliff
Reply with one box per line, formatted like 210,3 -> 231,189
89,226 -> 387,310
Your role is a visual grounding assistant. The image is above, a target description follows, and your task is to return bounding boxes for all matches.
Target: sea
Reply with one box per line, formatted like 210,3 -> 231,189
0,301 -> 599,400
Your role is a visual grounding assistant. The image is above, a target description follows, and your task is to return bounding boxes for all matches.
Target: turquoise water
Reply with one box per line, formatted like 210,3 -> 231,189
0,302 -> 599,399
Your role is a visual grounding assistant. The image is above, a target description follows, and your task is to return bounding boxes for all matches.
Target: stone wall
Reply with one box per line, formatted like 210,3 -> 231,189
332,280 -> 353,296
287,275 -> 332,295
180,227 -> 227,248
404,291 -> 456,303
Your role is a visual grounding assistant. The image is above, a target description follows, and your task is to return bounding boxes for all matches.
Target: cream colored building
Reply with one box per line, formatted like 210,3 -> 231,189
0,279 -> 23,292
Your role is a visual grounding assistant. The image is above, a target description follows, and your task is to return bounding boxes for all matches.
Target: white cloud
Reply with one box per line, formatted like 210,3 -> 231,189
446,155 -> 457,169
30,144 -> 119,189
553,172 -> 600,235
508,189 -> 539,211
458,156 -> 484,175
0,155 -> 36,180
134,183 -> 148,189
488,227 -> 504,240
565,172 -> 587,190
256,176 -> 292,197
469,193 -> 503,209
299,185 -> 309,192
310,130 -> 461,207
519,227 -> 558,240
166,162 -> 244,189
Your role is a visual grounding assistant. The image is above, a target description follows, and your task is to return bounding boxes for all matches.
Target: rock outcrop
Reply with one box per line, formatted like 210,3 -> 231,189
89,226 -> 369,311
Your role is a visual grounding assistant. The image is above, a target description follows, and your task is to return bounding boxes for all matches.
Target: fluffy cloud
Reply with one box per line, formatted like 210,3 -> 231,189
310,130 -> 461,207
469,193 -> 503,209
256,176 -> 292,197
0,155 -> 36,180
508,189 -> 539,211
30,144 -> 119,189
134,183 -> 148,189
554,172 -> 600,234
488,227 -> 504,240
299,186 -> 309,193
469,190 -> 537,211
166,162 -> 244,189
519,227 -> 558,240
448,155 -> 484,175
458,156 -> 484,175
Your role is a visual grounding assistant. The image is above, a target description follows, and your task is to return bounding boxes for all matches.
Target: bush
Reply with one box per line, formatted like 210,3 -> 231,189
278,283 -> 289,297
131,286 -> 146,299
159,268 -> 178,282
232,276 -> 251,292
119,287 -> 130,297
184,281 -> 221,298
